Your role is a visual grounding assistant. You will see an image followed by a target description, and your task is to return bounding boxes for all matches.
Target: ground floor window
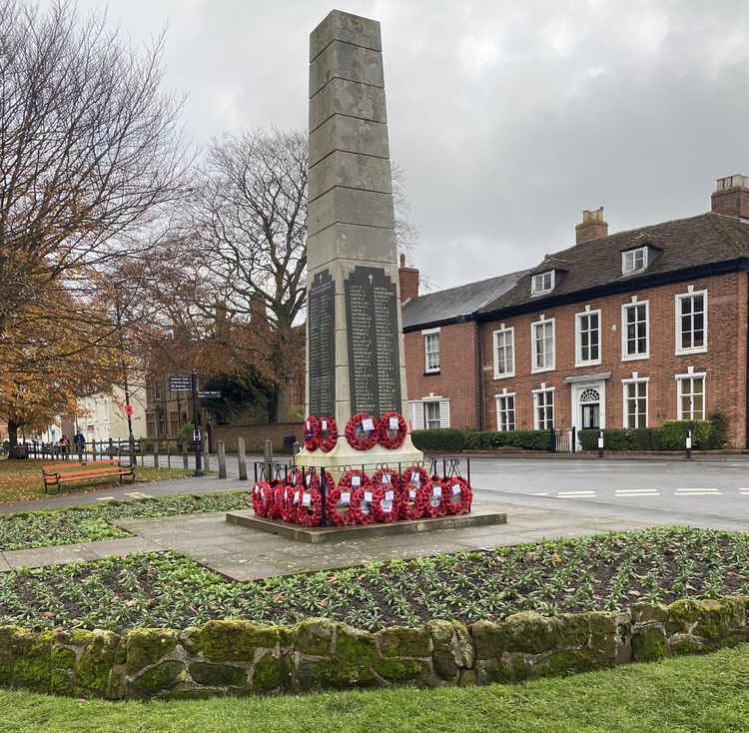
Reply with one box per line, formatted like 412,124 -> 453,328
676,371 -> 706,421
496,393 -> 516,432
533,388 -> 554,430
408,398 -> 450,430
623,378 -> 648,428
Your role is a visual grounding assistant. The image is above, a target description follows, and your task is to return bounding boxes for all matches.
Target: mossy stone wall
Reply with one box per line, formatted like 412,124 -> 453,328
0,596 -> 746,700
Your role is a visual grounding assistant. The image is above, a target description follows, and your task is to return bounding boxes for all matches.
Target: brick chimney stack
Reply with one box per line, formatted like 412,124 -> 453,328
711,175 -> 749,219
575,207 -> 608,245
398,253 -> 419,301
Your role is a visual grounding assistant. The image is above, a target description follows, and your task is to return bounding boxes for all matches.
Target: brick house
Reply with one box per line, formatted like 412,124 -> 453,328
400,255 -> 526,430
401,174 -> 749,448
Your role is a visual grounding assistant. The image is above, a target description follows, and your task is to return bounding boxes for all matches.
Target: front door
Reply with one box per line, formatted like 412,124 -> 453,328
572,381 -> 606,445
582,402 -> 600,429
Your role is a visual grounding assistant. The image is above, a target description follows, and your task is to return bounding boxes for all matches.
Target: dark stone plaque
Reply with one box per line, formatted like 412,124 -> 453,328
345,266 -> 401,415
308,269 -> 336,416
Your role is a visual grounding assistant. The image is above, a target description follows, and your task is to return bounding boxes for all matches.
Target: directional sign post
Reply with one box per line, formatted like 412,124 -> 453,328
198,390 -> 222,399
169,376 -> 193,392
191,370 -> 203,477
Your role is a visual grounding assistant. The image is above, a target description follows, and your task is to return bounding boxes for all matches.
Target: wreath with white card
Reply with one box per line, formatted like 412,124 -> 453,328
444,476 -> 472,516
400,466 -> 430,520
317,415 -> 338,453
345,412 -> 379,451
378,411 -> 407,450
303,416 -> 319,452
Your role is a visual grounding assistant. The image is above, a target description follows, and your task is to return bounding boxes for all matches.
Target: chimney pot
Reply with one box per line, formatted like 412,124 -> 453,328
575,206 -> 608,245
712,174 -> 749,219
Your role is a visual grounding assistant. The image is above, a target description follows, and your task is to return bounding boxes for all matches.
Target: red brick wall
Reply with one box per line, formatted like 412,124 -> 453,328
404,321 -> 479,429
479,272 -> 748,447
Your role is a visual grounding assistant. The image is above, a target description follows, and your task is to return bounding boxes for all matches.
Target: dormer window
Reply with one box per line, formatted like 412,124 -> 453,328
531,270 -> 555,295
622,246 -> 648,275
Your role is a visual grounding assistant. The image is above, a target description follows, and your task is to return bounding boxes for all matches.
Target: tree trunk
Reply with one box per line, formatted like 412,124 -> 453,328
276,377 -> 290,424
7,420 -> 18,449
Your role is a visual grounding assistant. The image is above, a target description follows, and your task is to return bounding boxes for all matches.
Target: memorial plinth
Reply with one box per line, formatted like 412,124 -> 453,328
300,10 -> 422,469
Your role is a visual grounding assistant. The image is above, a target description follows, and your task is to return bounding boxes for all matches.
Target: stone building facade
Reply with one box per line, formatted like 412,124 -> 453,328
401,175 -> 749,447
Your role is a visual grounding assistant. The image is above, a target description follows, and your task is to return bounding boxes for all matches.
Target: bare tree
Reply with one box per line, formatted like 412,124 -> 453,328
0,0 -> 191,336
181,130 -> 308,421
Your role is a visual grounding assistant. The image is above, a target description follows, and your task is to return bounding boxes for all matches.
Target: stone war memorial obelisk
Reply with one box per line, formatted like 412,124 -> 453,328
300,9 -> 422,469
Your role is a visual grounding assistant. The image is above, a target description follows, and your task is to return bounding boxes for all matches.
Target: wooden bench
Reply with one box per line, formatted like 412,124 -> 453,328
41,459 -> 136,494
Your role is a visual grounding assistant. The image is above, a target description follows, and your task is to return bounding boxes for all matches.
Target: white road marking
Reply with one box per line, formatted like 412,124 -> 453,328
557,491 -> 596,498
95,496 -> 115,502
674,488 -> 721,496
615,489 -> 659,496
739,488 -> 749,494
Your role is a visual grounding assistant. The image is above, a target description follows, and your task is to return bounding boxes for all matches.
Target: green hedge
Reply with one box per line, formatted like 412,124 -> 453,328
578,414 -> 728,452
464,430 -> 552,451
411,429 -> 466,452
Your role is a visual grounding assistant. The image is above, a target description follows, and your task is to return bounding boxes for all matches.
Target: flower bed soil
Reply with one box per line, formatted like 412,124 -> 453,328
0,527 -> 747,633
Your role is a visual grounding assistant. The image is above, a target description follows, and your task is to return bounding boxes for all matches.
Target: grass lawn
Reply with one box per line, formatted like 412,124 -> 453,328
0,644 -> 746,732
2,527 -> 748,632
0,492 -> 251,551
0,458 -> 195,503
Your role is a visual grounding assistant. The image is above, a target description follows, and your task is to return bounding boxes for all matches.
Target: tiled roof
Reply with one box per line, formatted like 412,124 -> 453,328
480,213 -> 749,315
402,270 -> 528,330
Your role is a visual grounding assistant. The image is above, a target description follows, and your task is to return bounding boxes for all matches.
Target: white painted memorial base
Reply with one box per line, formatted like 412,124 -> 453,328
296,436 -> 423,471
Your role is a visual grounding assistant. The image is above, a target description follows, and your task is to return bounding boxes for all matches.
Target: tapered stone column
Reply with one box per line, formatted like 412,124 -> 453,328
301,10 -> 422,468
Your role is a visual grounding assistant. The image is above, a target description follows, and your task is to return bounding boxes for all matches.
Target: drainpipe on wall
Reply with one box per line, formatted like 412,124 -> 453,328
475,317 -> 485,431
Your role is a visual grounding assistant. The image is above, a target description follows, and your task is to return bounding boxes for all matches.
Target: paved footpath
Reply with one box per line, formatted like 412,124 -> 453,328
0,496 -> 663,580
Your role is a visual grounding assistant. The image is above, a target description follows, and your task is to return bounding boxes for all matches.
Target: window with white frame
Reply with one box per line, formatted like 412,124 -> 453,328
531,319 -> 555,372
622,247 -> 648,275
676,371 -> 706,421
622,301 -> 649,360
425,401 -> 441,429
531,271 -> 554,295
496,393 -> 516,431
533,387 -> 554,430
408,398 -> 451,430
493,326 -> 515,378
423,329 -> 440,373
575,309 -> 601,366
675,289 -> 707,354
623,376 -> 648,428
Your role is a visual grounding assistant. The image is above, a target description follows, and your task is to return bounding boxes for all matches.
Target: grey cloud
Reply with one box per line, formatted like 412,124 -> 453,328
70,0 -> 749,289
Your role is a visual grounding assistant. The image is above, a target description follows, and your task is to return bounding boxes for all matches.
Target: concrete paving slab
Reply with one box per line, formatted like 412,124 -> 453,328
86,537 -> 161,558
3,544 -> 100,570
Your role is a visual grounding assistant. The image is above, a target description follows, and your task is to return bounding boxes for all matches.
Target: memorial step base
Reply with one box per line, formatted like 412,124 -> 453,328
225,508 -> 507,544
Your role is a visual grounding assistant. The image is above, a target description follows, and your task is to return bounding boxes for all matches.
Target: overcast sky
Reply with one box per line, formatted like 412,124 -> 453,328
71,0 -> 749,291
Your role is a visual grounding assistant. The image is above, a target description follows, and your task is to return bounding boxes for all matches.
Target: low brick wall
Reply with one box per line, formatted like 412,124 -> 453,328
1,597 -> 747,699
211,422 -> 303,453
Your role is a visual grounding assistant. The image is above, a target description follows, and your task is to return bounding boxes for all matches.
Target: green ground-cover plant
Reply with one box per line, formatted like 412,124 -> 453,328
0,492 -> 252,551
0,645 -> 748,732
1,526 -> 747,633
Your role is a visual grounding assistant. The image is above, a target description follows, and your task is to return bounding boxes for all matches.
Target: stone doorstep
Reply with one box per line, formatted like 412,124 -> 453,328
225,510 -> 507,544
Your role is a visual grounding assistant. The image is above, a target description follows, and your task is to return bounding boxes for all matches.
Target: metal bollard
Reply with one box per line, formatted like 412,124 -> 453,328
203,439 -> 210,472
153,441 -> 159,469
686,429 -> 692,460
598,430 -> 604,459
263,439 -> 273,482
237,437 -> 248,481
217,441 -> 227,479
